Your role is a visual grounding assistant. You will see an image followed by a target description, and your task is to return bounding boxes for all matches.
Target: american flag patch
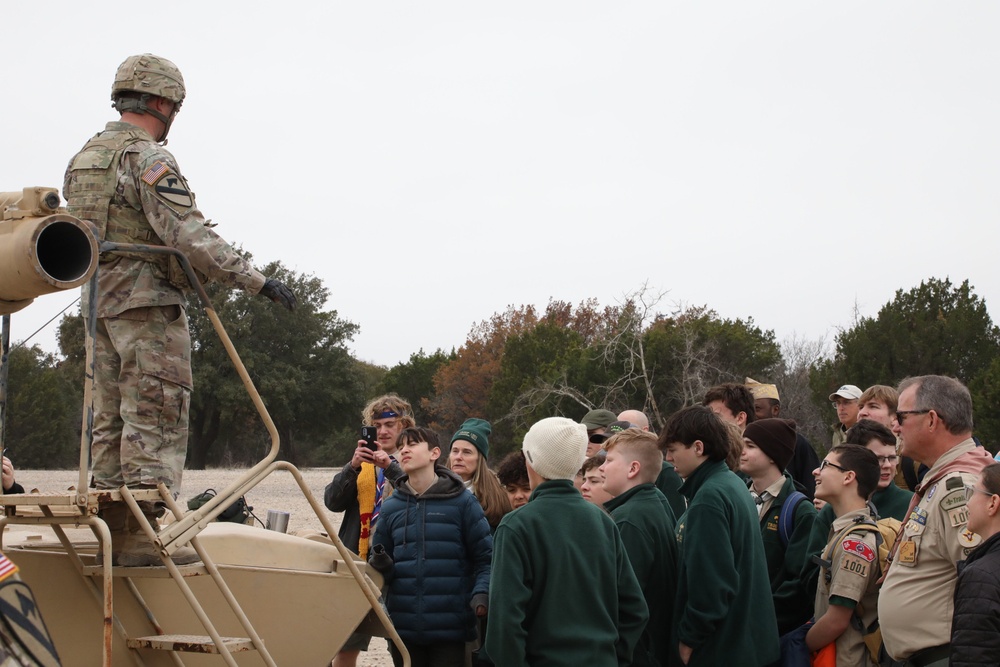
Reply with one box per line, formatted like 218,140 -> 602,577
0,553 -> 18,582
142,161 -> 169,185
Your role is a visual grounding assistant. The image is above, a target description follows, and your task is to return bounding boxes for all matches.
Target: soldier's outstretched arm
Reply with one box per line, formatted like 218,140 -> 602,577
124,148 -> 266,293
258,278 -> 296,310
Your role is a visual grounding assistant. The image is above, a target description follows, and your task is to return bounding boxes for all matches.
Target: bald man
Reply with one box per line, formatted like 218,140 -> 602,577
618,410 -> 650,432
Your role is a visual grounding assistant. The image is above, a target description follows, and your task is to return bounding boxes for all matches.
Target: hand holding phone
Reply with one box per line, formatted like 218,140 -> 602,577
361,426 -> 378,451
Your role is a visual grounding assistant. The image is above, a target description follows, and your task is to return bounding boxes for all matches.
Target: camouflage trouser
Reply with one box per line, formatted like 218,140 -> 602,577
91,305 -> 192,491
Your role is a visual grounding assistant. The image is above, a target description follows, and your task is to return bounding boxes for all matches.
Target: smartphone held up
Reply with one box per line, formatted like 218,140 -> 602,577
361,426 -> 378,451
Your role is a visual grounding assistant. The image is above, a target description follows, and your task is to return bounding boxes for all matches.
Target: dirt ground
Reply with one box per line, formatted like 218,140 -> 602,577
11,467 -> 394,667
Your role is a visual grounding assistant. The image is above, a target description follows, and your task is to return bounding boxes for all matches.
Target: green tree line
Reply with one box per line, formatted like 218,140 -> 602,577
4,276 -> 998,469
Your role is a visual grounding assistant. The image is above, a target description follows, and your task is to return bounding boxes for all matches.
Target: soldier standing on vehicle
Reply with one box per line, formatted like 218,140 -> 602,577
63,53 -> 296,567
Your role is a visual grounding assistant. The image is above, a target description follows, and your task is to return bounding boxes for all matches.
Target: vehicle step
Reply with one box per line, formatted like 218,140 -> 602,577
127,634 -> 256,653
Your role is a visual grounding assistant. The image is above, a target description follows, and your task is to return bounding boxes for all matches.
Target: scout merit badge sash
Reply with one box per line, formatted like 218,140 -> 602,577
357,463 -> 393,559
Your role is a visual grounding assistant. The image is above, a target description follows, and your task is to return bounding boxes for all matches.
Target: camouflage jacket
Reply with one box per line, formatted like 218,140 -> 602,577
64,121 -> 265,318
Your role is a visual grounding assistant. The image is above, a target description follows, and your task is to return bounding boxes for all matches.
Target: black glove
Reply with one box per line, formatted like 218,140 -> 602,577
368,544 -> 394,578
259,278 -> 296,311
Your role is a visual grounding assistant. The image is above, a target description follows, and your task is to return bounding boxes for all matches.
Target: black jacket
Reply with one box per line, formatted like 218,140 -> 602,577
951,530 -> 1000,666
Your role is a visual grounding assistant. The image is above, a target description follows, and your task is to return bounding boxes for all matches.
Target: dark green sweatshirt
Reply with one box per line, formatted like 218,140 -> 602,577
672,460 -> 780,667
605,483 -> 679,667
483,479 -> 648,667
656,461 -> 686,521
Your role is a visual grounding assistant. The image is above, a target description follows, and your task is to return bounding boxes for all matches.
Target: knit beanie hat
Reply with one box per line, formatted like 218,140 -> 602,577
742,418 -> 797,472
581,409 -> 618,431
522,417 -> 588,481
451,418 -> 491,459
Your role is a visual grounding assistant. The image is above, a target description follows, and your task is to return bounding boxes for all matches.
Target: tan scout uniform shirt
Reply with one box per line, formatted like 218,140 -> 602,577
753,475 -> 786,517
815,507 -> 880,667
878,439 -> 983,660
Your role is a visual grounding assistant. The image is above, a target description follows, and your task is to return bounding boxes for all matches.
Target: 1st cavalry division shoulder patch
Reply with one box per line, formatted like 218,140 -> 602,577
141,161 -> 194,208
0,554 -> 61,666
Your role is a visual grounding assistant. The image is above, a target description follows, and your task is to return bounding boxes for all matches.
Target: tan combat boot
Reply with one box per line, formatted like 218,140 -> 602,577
117,510 -> 201,567
95,503 -> 130,565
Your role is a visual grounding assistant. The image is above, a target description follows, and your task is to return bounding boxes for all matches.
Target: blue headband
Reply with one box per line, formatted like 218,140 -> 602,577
377,410 -> 400,419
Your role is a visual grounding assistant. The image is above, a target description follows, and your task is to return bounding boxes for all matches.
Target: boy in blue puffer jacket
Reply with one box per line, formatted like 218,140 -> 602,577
370,426 -> 492,667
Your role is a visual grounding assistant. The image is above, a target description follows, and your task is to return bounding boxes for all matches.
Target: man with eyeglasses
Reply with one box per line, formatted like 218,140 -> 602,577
828,384 -> 862,449
878,375 -> 994,666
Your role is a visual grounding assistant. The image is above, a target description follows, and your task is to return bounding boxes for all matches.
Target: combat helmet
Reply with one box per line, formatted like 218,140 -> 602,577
111,54 -> 185,141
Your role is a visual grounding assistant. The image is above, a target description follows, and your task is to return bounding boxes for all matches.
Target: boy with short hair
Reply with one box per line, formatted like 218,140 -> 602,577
660,406 -> 779,667
483,417 -> 648,666
371,427 -> 492,667
805,419 -> 915,601
580,455 -> 613,508
806,445 -> 882,665
496,450 -> 531,510
740,418 -> 817,636
600,429 -> 678,667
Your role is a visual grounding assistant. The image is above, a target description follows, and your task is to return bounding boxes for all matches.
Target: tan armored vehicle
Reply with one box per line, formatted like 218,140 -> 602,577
0,188 -> 405,666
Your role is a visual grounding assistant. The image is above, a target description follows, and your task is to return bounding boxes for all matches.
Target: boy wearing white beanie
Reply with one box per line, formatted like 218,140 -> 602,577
482,417 -> 648,666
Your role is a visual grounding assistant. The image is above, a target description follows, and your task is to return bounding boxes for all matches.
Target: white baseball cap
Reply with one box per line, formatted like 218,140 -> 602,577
828,385 -> 862,401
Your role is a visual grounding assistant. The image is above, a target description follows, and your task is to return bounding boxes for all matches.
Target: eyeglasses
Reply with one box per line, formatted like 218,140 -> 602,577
965,483 -> 995,501
876,455 -> 898,465
819,459 -> 850,473
896,409 -> 931,425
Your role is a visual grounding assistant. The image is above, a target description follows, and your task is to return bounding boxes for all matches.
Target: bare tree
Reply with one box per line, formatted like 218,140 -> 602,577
595,283 -> 670,425
775,333 -> 831,451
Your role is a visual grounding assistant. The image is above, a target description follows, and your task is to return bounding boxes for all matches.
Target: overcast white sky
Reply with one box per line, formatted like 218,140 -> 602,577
2,2 -> 998,368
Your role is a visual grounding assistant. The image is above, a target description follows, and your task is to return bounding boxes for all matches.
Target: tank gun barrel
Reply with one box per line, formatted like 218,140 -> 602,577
0,187 -> 98,315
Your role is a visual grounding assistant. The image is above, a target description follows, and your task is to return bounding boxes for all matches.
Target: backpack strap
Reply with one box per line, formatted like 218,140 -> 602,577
778,491 -> 808,548
901,456 -> 921,491
818,516 -> 880,574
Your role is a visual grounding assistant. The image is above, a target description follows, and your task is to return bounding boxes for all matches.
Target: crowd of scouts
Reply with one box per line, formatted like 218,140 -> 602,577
323,374 -> 1000,667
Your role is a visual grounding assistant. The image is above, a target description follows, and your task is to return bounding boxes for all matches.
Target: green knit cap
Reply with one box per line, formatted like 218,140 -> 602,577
451,418 -> 492,459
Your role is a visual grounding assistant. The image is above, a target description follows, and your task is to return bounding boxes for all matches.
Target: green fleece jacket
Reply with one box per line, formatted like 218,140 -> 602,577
754,474 -> 817,635
483,479 -> 648,667
672,460 -> 779,667
605,484 -> 678,667
656,461 -> 686,521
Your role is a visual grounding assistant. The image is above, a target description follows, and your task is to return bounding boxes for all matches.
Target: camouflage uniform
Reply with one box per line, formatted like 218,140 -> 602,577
64,121 -> 265,491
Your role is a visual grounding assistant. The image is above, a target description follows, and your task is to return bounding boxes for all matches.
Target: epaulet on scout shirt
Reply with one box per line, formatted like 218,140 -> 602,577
141,160 -> 194,210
